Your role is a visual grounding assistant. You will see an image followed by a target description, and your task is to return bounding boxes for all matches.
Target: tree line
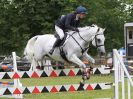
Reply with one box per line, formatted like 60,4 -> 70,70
0,0 -> 133,56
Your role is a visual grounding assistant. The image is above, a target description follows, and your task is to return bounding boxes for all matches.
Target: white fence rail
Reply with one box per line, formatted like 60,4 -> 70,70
113,49 -> 133,99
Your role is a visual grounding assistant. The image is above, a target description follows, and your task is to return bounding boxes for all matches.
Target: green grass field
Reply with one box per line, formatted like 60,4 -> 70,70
0,75 -> 132,99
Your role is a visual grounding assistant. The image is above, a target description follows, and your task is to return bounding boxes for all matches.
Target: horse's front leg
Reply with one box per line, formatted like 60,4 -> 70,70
83,52 -> 95,64
68,54 -> 90,85
69,54 -> 86,68
82,53 -> 95,77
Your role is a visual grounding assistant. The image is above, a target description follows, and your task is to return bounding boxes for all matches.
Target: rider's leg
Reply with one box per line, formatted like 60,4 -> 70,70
49,25 -> 64,55
55,25 -> 64,40
49,38 -> 62,54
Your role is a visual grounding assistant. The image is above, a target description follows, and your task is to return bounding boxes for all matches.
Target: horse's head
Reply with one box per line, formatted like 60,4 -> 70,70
91,27 -> 106,56
76,25 -> 106,56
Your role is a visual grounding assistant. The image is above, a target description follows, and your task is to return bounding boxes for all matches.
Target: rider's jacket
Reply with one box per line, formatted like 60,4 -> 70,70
55,12 -> 80,32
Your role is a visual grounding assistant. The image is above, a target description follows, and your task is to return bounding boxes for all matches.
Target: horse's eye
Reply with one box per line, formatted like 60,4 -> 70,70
97,39 -> 101,43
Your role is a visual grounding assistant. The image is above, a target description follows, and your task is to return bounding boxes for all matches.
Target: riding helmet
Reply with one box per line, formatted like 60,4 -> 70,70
76,6 -> 88,14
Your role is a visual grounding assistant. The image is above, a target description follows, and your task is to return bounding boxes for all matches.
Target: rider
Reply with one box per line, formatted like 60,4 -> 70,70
49,6 -> 88,55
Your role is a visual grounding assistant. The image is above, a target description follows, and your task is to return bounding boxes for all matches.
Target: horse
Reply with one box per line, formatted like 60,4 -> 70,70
24,24 -> 106,84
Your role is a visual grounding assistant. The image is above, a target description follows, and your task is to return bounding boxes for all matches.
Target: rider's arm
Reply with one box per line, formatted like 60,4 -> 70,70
75,20 -> 80,28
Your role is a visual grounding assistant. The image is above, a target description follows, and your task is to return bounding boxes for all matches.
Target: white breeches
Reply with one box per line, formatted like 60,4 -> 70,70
55,25 -> 64,40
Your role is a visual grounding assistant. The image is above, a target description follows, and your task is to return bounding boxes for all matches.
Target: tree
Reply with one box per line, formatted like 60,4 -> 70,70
0,0 -> 132,55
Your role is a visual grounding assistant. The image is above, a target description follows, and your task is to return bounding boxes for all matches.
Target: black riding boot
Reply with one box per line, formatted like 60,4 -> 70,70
49,38 -> 62,55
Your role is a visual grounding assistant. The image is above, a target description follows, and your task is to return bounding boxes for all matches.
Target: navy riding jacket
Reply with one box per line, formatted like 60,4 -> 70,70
55,12 -> 80,32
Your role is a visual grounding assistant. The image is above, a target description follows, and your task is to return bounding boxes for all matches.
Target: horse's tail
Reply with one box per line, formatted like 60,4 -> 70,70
24,36 -> 39,61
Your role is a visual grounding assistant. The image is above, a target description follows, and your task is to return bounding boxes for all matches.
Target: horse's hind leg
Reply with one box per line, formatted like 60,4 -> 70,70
29,57 -> 39,71
29,51 -> 45,71
38,59 -> 45,70
33,43 -> 46,70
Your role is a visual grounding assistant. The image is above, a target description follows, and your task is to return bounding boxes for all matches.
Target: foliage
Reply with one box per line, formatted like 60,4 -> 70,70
0,0 -> 132,55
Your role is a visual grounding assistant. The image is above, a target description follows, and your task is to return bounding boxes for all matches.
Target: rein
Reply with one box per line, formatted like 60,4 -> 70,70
77,31 -> 88,43
61,31 -> 87,54
62,27 -> 103,54
69,30 -> 93,54
71,33 -> 86,53
71,27 -> 102,54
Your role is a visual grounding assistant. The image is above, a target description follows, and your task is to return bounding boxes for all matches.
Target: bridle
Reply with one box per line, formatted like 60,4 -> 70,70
70,27 -> 104,54
62,27 -> 104,54
92,33 -> 105,49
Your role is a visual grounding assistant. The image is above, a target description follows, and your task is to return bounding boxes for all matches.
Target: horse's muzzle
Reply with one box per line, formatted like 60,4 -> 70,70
100,52 -> 106,56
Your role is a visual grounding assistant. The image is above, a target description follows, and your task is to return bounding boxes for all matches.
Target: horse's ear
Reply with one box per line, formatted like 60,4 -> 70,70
91,24 -> 96,27
103,28 -> 106,32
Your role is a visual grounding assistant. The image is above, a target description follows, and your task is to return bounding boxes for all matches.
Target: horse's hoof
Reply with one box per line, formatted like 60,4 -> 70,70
87,76 -> 90,80
80,81 -> 85,86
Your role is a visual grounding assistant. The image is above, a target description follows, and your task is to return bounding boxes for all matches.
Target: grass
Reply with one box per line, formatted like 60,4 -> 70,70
0,75 -> 133,99
20,75 -> 113,85
22,75 -> 114,99
23,89 -> 113,99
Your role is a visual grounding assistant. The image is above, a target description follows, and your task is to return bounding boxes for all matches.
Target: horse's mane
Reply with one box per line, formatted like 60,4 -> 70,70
78,24 -> 99,31
78,26 -> 90,31
67,24 -> 104,35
